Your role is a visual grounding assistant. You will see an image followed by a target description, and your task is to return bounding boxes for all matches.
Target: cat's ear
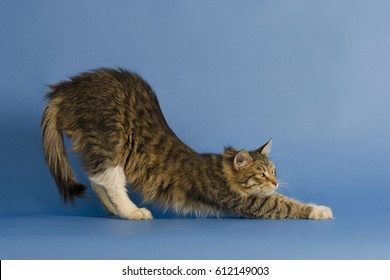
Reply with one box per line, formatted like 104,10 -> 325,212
233,150 -> 253,170
256,139 -> 272,156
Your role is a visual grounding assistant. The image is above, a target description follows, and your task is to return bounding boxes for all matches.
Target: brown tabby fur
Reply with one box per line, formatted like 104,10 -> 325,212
41,68 -> 332,219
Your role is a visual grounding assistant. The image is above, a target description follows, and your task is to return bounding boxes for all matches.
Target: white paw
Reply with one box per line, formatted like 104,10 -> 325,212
122,208 -> 153,220
308,205 -> 333,220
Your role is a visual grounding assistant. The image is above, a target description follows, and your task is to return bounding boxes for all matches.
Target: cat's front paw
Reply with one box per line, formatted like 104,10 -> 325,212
308,205 -> 333,220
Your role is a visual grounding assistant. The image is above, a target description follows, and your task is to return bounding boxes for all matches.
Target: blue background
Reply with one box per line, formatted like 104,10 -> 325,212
1,0 -> 390,259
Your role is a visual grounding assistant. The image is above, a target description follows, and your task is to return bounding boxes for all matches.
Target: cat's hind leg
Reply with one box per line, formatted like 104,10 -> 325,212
91,182 -> 117,215
89,165 -> 152,220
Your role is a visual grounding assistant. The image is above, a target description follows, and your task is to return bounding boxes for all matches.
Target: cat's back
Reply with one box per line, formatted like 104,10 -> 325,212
47,68 -> 164,129
46,68 -> 171,151
48,68 -> 156,105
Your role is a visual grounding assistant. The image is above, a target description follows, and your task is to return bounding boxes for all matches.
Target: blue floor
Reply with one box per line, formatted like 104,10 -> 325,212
1,213 -> 389,260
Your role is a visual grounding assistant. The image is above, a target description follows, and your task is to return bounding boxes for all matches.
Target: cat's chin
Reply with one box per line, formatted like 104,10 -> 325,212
248,187 -> 276,197
264,190 -> 277,196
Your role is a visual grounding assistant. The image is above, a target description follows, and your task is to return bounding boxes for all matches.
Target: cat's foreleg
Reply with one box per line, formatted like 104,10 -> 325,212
89,165 -> 152,220
244,194 -> 332,219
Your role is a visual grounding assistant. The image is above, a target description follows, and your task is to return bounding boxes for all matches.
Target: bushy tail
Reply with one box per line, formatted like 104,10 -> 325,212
41,96 -> 87,204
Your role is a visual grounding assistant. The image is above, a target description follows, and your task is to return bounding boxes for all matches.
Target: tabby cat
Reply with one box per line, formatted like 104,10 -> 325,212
41,68 -> 332,220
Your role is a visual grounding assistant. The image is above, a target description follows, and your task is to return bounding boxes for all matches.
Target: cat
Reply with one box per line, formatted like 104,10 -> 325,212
41,68 -> 333,220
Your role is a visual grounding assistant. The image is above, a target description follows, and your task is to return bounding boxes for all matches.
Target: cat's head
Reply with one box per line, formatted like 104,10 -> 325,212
223,140 -> 278,196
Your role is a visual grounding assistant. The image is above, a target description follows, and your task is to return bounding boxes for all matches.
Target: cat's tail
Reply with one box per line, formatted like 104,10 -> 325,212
41,96 -> 87,204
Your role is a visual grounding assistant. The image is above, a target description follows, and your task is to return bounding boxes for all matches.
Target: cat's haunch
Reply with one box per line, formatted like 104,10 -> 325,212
41,68 -> 332,220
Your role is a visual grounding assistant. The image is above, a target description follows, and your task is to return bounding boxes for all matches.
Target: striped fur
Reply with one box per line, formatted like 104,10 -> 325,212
41,68 -> 332,220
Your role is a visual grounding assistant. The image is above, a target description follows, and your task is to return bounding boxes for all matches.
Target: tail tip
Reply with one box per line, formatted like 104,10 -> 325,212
62,183 -> 87,204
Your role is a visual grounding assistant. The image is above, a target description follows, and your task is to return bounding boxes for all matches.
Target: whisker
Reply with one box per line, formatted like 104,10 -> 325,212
275,175 -> 297,195
277,174 -> 292,182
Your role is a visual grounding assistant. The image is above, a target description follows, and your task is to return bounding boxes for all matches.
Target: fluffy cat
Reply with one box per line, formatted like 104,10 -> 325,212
41,68 -> 332,220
